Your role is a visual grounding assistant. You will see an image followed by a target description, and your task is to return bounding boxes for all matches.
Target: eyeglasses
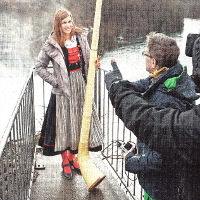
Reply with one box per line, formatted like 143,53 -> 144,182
142,51 -> 153,58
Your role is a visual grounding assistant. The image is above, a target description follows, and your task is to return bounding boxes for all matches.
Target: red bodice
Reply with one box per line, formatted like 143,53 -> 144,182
67,46 -> 81,64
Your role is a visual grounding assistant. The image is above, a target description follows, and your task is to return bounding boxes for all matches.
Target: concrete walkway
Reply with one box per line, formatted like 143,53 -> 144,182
31,148 -> 130,200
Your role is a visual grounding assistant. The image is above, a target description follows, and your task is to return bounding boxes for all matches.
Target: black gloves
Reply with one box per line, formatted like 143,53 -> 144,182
105,60 -> 123,91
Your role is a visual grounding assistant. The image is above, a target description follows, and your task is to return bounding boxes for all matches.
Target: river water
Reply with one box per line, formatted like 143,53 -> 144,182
101,18 -> 200,81
1,18 -> 200,140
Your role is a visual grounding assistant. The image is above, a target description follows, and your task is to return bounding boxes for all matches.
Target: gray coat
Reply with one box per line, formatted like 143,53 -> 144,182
35,32 -> 90,98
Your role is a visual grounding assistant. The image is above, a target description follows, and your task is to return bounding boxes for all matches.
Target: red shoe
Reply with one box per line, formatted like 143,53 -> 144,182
66,151 -> 81,173
61,151 -> 73,179
70,157 -> 81,173
62,162 -> 73,179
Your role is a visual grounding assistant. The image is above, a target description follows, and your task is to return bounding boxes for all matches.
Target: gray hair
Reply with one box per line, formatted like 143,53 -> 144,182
147,32 -> 180,67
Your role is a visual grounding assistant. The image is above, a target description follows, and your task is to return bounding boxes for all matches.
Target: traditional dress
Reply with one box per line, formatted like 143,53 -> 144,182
36,33 -> 103,155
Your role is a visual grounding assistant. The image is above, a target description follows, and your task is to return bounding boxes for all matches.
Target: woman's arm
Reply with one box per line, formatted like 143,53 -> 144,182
35,48 -> 58,87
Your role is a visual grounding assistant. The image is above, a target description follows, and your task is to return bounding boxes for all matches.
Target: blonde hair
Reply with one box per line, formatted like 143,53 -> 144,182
53,9 -> 83,46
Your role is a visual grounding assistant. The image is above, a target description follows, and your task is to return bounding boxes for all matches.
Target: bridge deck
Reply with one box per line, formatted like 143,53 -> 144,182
31,149 -> 129,200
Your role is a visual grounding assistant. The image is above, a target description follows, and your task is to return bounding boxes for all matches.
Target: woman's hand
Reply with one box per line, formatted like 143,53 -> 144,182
95,56 -> 101,70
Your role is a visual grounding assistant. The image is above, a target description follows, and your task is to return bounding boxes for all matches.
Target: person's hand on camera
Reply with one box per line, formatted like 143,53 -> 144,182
105,59 -> 123,91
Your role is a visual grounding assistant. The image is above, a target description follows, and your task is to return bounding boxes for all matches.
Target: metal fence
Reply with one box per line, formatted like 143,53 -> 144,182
95,69 -> 143,200
0,71 -> 35,200
0,68 -> 142,200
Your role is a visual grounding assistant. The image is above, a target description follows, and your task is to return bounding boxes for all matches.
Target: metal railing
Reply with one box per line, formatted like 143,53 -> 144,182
0,71 -> 35,200
0,67 -> 142,200
95,69 -> 143,200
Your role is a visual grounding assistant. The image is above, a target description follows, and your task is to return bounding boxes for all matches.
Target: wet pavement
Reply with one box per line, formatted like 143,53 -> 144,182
31,149 -> 130,200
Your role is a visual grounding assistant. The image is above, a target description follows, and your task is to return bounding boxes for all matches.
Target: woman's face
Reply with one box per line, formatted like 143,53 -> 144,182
61,16 -> 73,35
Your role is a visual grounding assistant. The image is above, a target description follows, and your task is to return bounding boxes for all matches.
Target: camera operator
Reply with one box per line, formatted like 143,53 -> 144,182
105,32 -> 200,200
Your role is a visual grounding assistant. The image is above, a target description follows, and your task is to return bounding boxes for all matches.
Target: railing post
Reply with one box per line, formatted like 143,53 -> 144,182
98,68 -> 142,200
0,70 -> 36,200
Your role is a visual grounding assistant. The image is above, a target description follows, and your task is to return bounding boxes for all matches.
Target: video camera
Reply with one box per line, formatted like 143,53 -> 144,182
185,34 -> 200,57
185,33 -> 200,90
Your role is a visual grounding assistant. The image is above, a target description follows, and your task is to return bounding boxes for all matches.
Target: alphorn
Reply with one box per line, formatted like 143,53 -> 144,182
78,0 -> 106,191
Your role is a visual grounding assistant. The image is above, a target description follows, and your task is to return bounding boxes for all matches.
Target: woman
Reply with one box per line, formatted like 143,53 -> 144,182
35,9 -> 103,180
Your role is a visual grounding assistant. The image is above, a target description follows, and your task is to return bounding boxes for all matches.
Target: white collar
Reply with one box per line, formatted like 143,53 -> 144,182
64,35 -> 77,48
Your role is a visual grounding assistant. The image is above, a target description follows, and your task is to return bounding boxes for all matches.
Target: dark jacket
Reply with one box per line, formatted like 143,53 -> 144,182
109,79 -> 200,200
123,63 -> 199,199
134,63 -> 198,110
